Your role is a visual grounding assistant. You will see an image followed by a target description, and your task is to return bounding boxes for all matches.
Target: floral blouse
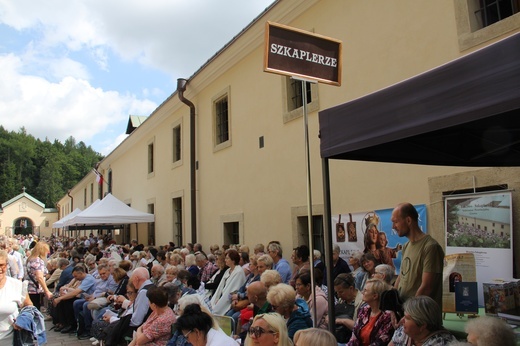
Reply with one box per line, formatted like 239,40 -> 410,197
347,304 -> 394,346
141,308 -> 176,346
26,257 -> 47,294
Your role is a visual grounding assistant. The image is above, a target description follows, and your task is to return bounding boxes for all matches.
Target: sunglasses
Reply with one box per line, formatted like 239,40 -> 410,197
248,326 -> 277,338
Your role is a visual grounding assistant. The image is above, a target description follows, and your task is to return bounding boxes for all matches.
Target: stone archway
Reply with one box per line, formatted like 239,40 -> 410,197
13,217 -> 34,235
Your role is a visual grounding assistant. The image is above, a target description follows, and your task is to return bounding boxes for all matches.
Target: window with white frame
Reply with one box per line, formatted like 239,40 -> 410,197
148,141 -> 154,175
212,87 -> 232,151
172,197 -> 183,247
215,97 -> 229,144
173,125 -> 181,163
148,203 -> 155,245
223,221 -> 240,245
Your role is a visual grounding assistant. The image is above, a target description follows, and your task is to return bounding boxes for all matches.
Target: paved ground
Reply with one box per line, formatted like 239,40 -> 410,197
44,320 -> 100,346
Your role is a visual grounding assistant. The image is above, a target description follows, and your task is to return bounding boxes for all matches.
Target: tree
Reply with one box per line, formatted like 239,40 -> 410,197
0,128 -> 103,207
36,147 -> 65,206
0,160 -> 20,202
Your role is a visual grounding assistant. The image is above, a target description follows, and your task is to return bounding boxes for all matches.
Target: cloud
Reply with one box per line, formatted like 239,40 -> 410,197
0,0 -> 274,154
0,53 -> 157,153
99,133 -> 129,156
0,0 -> 274,76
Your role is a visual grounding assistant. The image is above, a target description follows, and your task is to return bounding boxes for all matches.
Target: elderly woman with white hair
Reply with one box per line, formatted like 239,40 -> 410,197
185,254 -> 199,278
373,264 -> 395,285
465,315 -> 516,346
267,283 -> 312,340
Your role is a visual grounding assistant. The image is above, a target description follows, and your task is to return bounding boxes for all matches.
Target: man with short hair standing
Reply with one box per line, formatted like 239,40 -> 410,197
392,202 -> 444,308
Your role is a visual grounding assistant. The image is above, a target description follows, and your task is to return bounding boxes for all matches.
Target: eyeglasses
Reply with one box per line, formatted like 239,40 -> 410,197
248,326 -> 277,338
182,330 -> 193,338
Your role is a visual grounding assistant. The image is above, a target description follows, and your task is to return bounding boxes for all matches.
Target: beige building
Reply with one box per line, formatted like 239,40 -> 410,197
1,190 -> 58,237
57,0 -> 520,272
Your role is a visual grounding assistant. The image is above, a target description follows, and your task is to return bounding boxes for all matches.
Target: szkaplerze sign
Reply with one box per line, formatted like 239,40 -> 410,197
264,22 -> 342,86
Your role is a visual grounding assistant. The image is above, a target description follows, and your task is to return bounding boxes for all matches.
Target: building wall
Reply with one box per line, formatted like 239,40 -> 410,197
57,0 -> 520,269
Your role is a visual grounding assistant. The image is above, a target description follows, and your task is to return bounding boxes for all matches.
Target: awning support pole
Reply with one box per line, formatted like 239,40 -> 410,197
322,157 -> 336,334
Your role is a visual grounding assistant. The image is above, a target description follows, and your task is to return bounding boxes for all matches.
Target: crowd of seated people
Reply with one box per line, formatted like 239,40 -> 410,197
4,233 -> 518,346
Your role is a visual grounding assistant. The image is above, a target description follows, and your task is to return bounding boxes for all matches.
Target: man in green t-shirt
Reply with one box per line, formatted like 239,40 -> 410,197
392,202 -> 444,309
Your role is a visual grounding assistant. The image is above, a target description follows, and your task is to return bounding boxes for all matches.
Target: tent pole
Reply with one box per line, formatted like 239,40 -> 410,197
322,157 -> 335,334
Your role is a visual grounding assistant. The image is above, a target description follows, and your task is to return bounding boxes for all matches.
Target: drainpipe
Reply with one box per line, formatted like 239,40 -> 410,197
177,78 -> 197,244
67,189 -> 73,210
55,203 -> 61,237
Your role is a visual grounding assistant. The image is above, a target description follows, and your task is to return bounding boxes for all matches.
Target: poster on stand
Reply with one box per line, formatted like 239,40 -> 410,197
332,204 -> 427,275
442,253 -> 477,313
445,192 -> 513,307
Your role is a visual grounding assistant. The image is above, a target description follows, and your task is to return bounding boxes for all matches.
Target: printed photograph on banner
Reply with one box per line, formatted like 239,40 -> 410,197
446,193 -> 511,248
332,204 -> 427,275
445,192 -> 513,308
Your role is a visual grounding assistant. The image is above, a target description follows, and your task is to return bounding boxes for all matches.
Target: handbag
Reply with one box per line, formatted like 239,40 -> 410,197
87,297 -> 109,310
334,302 -> 355,343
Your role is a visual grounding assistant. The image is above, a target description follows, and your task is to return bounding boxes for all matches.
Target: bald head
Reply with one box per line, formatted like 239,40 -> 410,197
132,267 -> 150,288
396,202 -> 418,222
247,281 -> 267,305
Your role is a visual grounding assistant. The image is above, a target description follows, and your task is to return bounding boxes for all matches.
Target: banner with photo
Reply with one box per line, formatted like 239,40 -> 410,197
445,192 -> 513,307
332,204 -> 427,275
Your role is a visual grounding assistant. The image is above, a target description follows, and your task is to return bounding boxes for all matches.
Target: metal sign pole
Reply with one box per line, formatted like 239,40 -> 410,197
294,76 -> 318,326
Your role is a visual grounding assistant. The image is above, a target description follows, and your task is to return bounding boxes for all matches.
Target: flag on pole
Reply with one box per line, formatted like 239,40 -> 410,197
92,168 -> 103,185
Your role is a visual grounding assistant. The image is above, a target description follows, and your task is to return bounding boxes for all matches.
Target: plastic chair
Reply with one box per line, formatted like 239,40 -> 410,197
213,314 -> 236,336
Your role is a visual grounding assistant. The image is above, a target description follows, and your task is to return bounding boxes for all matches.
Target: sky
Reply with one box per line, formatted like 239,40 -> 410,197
0,0 -> 275,155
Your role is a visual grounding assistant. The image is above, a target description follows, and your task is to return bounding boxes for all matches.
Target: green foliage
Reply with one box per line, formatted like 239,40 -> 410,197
0,126 -> 103,207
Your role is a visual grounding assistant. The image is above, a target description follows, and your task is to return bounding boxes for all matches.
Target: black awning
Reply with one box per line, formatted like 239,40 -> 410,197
319,32 -> 520,166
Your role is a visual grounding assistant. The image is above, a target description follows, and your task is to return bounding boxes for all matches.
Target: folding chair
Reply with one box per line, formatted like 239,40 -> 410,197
212,314 -> 236,337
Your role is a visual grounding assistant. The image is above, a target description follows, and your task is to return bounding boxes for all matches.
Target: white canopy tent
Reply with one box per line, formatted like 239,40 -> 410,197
64,193 -> 154,227
52,207 -> 83,228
